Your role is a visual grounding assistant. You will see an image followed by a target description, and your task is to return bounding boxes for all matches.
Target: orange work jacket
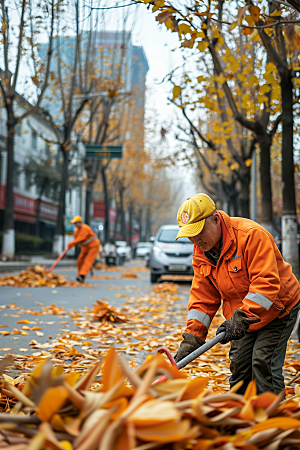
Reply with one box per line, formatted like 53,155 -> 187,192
69,224 -> 99,249
185,211 -> 300,340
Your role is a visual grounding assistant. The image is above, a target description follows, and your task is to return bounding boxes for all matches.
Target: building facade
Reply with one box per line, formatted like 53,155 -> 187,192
0,97 -> 84,253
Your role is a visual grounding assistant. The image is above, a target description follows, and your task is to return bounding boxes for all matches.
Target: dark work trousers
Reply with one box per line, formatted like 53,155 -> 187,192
229,301 -> 300,395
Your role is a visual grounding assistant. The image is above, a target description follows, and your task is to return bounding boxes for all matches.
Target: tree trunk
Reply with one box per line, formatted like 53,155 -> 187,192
129,203 -> 133,249
230,194 -> 239,216
119,186 -> 126,241
256,133 -> 273,233
145,204 -> 151,240
2,101 -> 16,258
36,177 -> 48,237
53,149 -> 68,255
240,167 -> 251,218
281,70 -> 295,214
137,206 -> 144,241
280,68 -> 299,276
85,180 -> 94,225
101,166 -> 110,243
113,205 -> 119,241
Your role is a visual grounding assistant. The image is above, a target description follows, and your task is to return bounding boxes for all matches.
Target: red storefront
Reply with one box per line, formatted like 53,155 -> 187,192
93,201 -> 117,223
0,185 -> 58,237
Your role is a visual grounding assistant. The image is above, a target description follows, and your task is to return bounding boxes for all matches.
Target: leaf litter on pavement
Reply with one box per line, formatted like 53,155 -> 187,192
0,264 -> 151,285
0,265 -> 92,288
1,270 -> 300,448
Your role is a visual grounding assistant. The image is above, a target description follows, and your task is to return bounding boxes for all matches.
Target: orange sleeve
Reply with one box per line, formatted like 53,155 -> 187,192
69,226 -> 91,247
185,261 -> 221,340
241,228 -> 281,321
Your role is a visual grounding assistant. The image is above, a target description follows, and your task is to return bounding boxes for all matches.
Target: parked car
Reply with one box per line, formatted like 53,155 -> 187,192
115,240 -> 131,263
149,225 -> 194,283
135,242 -> 153,259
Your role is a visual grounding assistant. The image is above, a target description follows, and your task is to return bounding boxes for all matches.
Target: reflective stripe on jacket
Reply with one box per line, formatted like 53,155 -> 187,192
81,236 -> 97,246
70,224 -> 100,249
185,211 -> 300,340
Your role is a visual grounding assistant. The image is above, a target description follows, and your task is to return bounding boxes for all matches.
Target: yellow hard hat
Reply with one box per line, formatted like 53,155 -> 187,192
176,193 -> 216,240
70,215 -> 83,224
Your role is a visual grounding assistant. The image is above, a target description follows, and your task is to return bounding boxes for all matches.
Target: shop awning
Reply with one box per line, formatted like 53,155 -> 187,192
14,213 -> 36,224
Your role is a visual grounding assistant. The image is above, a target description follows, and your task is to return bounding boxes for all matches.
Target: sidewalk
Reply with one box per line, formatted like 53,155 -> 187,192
0,256 -> 77,273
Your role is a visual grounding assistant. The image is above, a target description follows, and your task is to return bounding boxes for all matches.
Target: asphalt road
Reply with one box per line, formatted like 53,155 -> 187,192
0,261 -> 192,362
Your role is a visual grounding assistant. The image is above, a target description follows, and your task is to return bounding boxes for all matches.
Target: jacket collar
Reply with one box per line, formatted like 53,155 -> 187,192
193,210 -> 237,264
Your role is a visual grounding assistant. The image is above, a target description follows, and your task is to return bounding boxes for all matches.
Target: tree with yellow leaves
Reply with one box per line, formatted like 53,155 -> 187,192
170,79 -> 256,218
143,1 -> 284,231
103,103 -> 178,244
243,0 -> 300,276
139,0 -> 300,274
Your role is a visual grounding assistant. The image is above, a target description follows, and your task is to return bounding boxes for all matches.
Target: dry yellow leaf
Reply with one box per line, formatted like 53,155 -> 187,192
128,400 -> 180,426
37,386 -> 69,422
197,41 -> 209,52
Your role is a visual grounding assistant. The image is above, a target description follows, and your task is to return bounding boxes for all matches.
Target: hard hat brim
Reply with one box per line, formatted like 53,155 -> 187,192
175,219 -> 205,240
70,217 -> 82,224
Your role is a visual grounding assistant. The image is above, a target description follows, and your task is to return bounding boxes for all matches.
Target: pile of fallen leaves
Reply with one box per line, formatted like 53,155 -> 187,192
121,272 -> 139,279
2,350 -> 300,450
1,280 -> 299,395
0,265 -> 90,288
90,300 -> 128,323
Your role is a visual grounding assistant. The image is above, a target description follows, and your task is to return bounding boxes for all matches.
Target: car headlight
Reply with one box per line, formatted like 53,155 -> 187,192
153,245 -> 163,256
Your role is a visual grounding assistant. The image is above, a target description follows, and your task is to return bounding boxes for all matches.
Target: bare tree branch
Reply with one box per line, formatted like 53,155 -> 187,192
12,0 -> 26,93
19,0 -> 56,122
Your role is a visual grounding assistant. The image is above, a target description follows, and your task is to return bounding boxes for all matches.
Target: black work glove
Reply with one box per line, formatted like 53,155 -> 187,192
216,309 -> 260,344
174,332 -> 205,363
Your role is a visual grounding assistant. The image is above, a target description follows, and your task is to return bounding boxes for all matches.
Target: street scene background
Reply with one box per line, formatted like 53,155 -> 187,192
1,0 -> 300,449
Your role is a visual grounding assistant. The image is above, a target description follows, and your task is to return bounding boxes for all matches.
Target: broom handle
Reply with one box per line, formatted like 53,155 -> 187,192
176,332 -> 225,369
48,248 -> 69,272
153,332 -> 226,385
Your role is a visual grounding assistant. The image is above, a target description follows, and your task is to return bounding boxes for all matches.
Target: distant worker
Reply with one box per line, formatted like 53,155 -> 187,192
67,216 -> 100,282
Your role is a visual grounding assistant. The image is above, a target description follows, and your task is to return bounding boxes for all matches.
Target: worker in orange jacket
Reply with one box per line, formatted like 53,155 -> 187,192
174,193 -> 300,394
67,216 -> 100,283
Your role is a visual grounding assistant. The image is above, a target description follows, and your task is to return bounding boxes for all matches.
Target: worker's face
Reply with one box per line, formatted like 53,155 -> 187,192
188,214 -> 222,252
75,222 -> 83,229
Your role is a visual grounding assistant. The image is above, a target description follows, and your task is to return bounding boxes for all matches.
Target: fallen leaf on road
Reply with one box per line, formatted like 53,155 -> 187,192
121,272 -> 139,279
90,300 -> 127,323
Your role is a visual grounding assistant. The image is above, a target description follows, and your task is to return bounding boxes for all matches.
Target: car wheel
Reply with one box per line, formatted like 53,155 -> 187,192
151,273 -> 159,283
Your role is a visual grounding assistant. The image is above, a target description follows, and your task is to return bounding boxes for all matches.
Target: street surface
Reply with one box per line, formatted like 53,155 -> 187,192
0,261 -> 193,377
0,261 -> 298,391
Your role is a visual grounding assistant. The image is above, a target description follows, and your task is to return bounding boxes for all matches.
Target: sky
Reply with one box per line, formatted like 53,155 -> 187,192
104,2 -> 182,119
131,5 -> 180,118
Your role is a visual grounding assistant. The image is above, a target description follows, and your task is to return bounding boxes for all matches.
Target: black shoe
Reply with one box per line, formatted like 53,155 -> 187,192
76,275 -> 85,283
